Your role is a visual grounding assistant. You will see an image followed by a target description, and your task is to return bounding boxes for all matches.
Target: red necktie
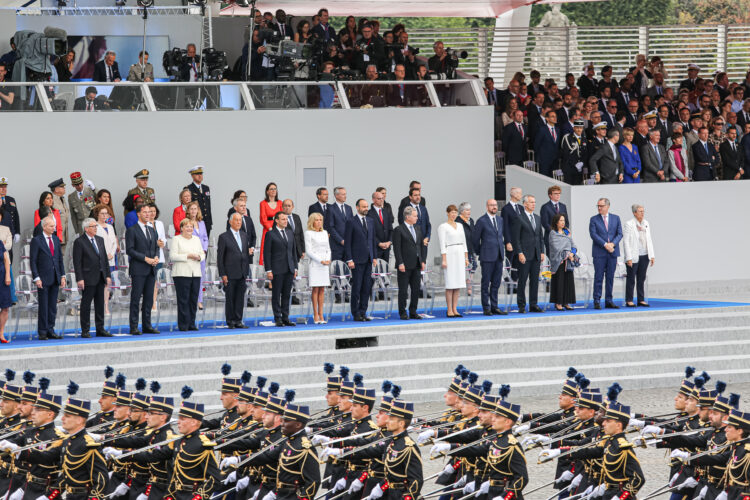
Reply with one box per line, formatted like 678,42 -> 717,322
517,123 -> 523,137
551,126 -> 556,142
378,209 -> 383,224
48,236 -> 54,256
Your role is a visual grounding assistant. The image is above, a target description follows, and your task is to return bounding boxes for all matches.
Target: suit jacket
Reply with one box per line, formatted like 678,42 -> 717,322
397,196 -> 426,225
73,234 -> 110,285
344,215 -> 376,264
472,214 -> 504,263
226,209 -> 257,253
500,202 -> 522,247
386,82 -> 416,107
187,183 -> 212,232
324,203 -> 353,247
540,201 -> 568,250
623,111 -> 639,129
392,224 -> 426,269
589,213 -> 623,258
512,211 -> 544,261
367,206 -> 393,250
737,110 -> 750,130
589,140 -> 623,184
286,213 -> 305,261
534,123 -> 561,175
526,105 -> 544,144
217,229 -> 251,279
622,218 -> 655,262
30,233 -> 64,286
125,223 -> 158,277
640,142 -> 668,182
655,119 -> 671,147
501,121 -> 528,166
311,23 -> 337,43
272,22 -> 293,39
73,97 -> 102,111
92,60 -> 121,82
263,226 -> 297,275
720,140 -> 744,179
691,140 -> 718,181
308,201 -> 331,217
577,76 -> 598,98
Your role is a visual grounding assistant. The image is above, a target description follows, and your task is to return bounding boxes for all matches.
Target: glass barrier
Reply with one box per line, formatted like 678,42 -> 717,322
0,84 -> 45,112
43,83 -> 150,112
341,81 -> 435,109
431,80 -> 480,107
247,82 -> 342,110
147,83 -> 247,111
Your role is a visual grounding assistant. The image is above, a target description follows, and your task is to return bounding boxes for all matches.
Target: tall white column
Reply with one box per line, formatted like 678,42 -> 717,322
489,4 -> 532,86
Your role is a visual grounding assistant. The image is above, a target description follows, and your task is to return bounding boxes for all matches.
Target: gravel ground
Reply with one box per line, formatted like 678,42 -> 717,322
405,382 -> 750,500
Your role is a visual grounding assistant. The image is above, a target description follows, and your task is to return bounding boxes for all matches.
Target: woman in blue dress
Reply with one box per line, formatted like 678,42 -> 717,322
0,240 -> 12,343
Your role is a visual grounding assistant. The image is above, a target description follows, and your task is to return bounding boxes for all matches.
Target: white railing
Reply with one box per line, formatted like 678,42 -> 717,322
407,24 -> 750,87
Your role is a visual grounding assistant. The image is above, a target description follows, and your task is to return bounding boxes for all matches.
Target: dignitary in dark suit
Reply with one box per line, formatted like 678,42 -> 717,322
92,51 -> 121,82
125,204 -> 159,335
397,181 -> 426,225
344,199 -> 377,321
282,199 -> 305,262
73,87 -> 102,111
512,195 -> 544,313
368,190 -> 393,262
323,187 -> 352,261
308,187 -> 330,217
472,199 -> 507,316
73,218 -> 111,338
540,185 -> 568,254
720,127 -> 744,180
691,127 -> 718,181
186,166 -> 213,236
404,188 -> 431,247
501,110 -> 528,166
263,212 -> 298,327
640,129 -> 668,182
30,216 -> 65,340
392,206 -> 426,320
589,198 -> 623,309
589,128 -> 624,184
533,110 -> 561,177
560,120 -> 588,185
218,213 -> 251,328
228,199 -> 257,262
501,187 -> 523,282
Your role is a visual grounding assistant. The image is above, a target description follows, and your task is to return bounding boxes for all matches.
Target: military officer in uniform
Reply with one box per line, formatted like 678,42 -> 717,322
721,408 -> 750,500
560,119 -> 589,185
87,370 -> 119,428
380,399 -> 423,500
109,392 -> 151,499
67,172 -> 97,235
0,177 -> 21,256
126,170 -> 156,215
203,372 -> 242,431
127,51 -> 154,82
186,166 -> 213,236
49,178 -> 70,253
0,385 -> 27,494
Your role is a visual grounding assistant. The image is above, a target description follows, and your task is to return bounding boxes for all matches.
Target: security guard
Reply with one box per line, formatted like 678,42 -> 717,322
126,170 -> 156,210
186,166 -> 212,236
87,367 -> 118,429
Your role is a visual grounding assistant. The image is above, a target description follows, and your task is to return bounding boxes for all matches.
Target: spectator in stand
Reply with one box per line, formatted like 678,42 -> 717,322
55,49 -> 75,82
527,91 -> 546,144
186,166 -> 212,237
631,54 -> 651,97
731,87 -> 745,113
258,182 -> 282,266
679,63 -> 701,91
49,179 -> 69,253
619,128 -> 642,184
501,97 -> 519,127
312,8 -> 336,43
386,64 -> 414,107
147,204 -> 166,313
727,112 -> 741,140
73,218 -> 111,338
281,199 -> 305,263
124,195 -> 144,229
218,213 -> 251,329
184,201 -> 209,310
228,198 -> 256,271
34,192 -> 63,243
295,20 -> 312,44
528,70 -> 544,97
721,126 -> 744,180
502,110 -> 527,167
265,212 -> 298,327
623,204 -> 654,308
534,110 -> 561,177
170,218 -> 205,331
590,128 -> 623,184
438,204 -> 468,318
344,199 -> 377,322
540,185 -> 568,255
0,38 -> 17,79
397,181 -> 425,223
548,214 -> 576,311
598,65 -> 619,95
392,206 -> 426,320
738,99 -> 750,129
93,51 -> 121,82
625,99 -> 640,128
646,73 -> 667,98
404,188 -> 430,248
338,16 -> 357,63
742,123 -> 750,176
353,23 -> 384,74
308,187 -> 329,217
709,117 -> 727,177
641,129 -> 668,183
93,204 -> 117,315
589,198 -> 622,310
324,186 -> 352,263
368,190 -> 392,262
228,190 -> 247,218
560,119 -> 587,185
173,188 -> 192,236
577,63 -> 598,98
304,213 -> 331,324
667,133 -> 689,182
715,71 -> 730,101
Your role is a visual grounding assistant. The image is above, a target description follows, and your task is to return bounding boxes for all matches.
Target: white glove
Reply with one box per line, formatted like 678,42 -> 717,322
591,483 -> 605,498
641,425 -> 663,436
89,433 -> 104,442
8,488 -> 24,500
628,419 -> 645,429
571,474 -> 583,489
235,476 -> 250,491
555,470 -> 574,485
514,424 -> 530,434
417,429 -> 435,444
715,492 -> 727,500
250,488 -> 260,500
452,475 -> 467,488
430,442 -> 451,456
631,436 -> 646,447
0,440 -> 18,452
536,435 -> 552,446
85,180 -> 96,191
103,447 -> 123,459
610,496 -> 620,500
261,492 -> 276,500
580,485 -> 594,500
223,471 -> 237,484
476,481 -> 489,496
575,162 -> 584,172
442,463 -> 456,477
668,473 -> 680,487
113,482 -> 130,497
696,486 -> 708,500
35,496 -> 50,500
220,456 -> 240,469
13,234 -> 20,244
304,426 -> 312,434
320,447 -> 342,461
311,435 -> 331,446
678,478 -> 699,490
462,481 -> 476,494
332,477 -> 347,493
348,479 -> 364,494
520,435 -> 538,448
670,449 -> 690,461
368,484 -> 384,500
539,448 -> 561,461
136,494 -> 147,500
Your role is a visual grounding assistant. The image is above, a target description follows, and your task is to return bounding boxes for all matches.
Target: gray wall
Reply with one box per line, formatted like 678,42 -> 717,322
5,106 -> 494,264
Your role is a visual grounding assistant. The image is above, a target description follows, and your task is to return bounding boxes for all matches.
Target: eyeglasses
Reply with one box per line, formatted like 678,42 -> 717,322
596,204 -> 606,208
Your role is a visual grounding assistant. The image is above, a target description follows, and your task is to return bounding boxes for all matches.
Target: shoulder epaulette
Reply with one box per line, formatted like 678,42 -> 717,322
617,437 -> 633,449
301,437 -> 312,449
368,420 -> 379,430
404,436 -> 415,447
199,435 -> 216,447
744,443 -> 750,452
507,435 -> 518,445
55,429 -> 67,438
84,435 -> 101,447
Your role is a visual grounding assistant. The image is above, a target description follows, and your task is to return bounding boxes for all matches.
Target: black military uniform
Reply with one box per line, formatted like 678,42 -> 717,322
319,380 -> 355,489
435,386 -> 484,491
0,385 -> 27,494
0,177 -> 21,259
722,409 -> 750,500
87,380 -> 118,430
558,392 -> 604,496
203,377 -> 242,432
382,401 -> 422,500
24,398 -> 110,500
110,393 -> 151,499
186,166 -> 212,236
560,123 -> 589,185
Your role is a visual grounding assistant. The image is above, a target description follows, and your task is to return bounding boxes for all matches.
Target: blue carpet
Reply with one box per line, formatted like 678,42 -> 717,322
1,298 -> 746,349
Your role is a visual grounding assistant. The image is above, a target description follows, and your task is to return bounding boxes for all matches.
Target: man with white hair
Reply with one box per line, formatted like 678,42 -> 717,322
93,50 -> 121,82
30,216 -> 66,340
73,218 -> 112,338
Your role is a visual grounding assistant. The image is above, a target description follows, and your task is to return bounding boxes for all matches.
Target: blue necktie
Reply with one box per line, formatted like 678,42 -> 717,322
90,238 -> 99,254
234,231 -> 242,250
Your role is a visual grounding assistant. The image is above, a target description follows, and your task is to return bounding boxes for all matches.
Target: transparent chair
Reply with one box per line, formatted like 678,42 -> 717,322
107,271 -> 132,333
539,255 -> 553,311
202,265 -> 226,328
13,274 -> 38,340
327,260 -> 351,321
155,268 -> 177,332
420,268 -> 439,315
290,260 -> 312,325
369,259 -> 399,319
501,256 -> 518,313
573,251 -> 594,308
246,264 -> 272,326
59,272 -> 82,337
460,263 -> 483,315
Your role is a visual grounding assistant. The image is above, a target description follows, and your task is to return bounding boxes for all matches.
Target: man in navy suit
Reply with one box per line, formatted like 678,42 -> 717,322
691,127 -> 719,181
368,190 -> 393,262
125,204 -> 160,335
345,199 -> 377,322
534,110 -> 561,177
30,216 -> 65,340
501,187 -> 523,283
589,198 -> 623,309
92,51 -> 121,82
308,187 -> 330,217
263,212 -> 298,327
218,213 -> 252,328
540,185 -> 569,254
73,218 -> 112,338
311,8 -> 336,43
404,188 -> 431,248
324,186 -> 352,261
472,199 -> 507,316
512,195 -> 545,313
501,110 -> 528,166
397,180 -> 426,225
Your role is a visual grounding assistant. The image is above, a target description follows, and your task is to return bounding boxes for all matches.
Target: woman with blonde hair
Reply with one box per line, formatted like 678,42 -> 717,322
185,201 -> 209,309
304,212 -> 331,324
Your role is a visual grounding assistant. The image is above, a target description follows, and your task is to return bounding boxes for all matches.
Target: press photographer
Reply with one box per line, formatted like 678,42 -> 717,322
353,23 -> 384,74
427,40 -> 466,80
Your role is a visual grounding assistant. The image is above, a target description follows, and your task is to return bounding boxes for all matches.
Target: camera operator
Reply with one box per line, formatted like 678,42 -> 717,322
357,63 -> 386,108
353,23 -> 384,74
413,63 -> 431,106
93,50 -> 121,82
428,40 -> 454,105
312,8 -> 336,43
322,43 -> 345,69
383,32 -> 398,74
180,44 -> 200,82
272,9 -> 293,40
127,50 -> 154,82
0,62 -> 14,111
395,31 -> 418,79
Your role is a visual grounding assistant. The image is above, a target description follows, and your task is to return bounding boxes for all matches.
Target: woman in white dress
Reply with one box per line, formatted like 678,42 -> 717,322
304,213 -> 331,324
438,204 -> 468,318
94,203 -> 118,314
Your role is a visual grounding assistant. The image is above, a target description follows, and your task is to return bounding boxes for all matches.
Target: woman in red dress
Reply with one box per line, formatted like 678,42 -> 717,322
172,188 -> 192,235
258,182 -> 282,265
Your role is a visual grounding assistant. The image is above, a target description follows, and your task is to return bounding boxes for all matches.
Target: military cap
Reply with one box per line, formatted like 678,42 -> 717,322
283,403 -> 311,424
561,380 -> 579,397
254,389 -> 270,407
643,110 -> 657,119
189,166 -> 204,175
727,408 -> 750,431
604,402 -> 631,425
64,398 -> 91,418
34,393 -> 63,412
221,377 -> 241,393
21,386 -> 39,403
573,119 -> 585,127
48,178 -> 65,190
115,390 -> 133,406
379,395 -> 393,413
457,381 -> 470,399
325,376 -> 343,392
266,395 -> 285,414
593,121 -> 608,130
713,393 -> 739,414
448,377 -> 463,395
389,400 -> 414,419
494,400 -> 521,420
134,169 -> 150,179
238,385 -> 256,404
0,177 -> 8,186
2,385 -> 22,402
70,172 -> 83,185
582,62 -> 594,71
679,380 -> 695,398
698,389 -> 717,408
179,401 -> 204,420
101,381 -> 119,397
577,391 -> 603,410
339,381 -> 356,398
131,393 -> 150,411
149,396 -> 175,415
352,387 -> 376,407
463,386 -> 484,406
479,394 -> 499,412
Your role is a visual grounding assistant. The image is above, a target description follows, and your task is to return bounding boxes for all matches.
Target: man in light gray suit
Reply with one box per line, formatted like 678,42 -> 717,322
640,129 -> 668,182
67,172 -> 97,235
589,128 -> 624,184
